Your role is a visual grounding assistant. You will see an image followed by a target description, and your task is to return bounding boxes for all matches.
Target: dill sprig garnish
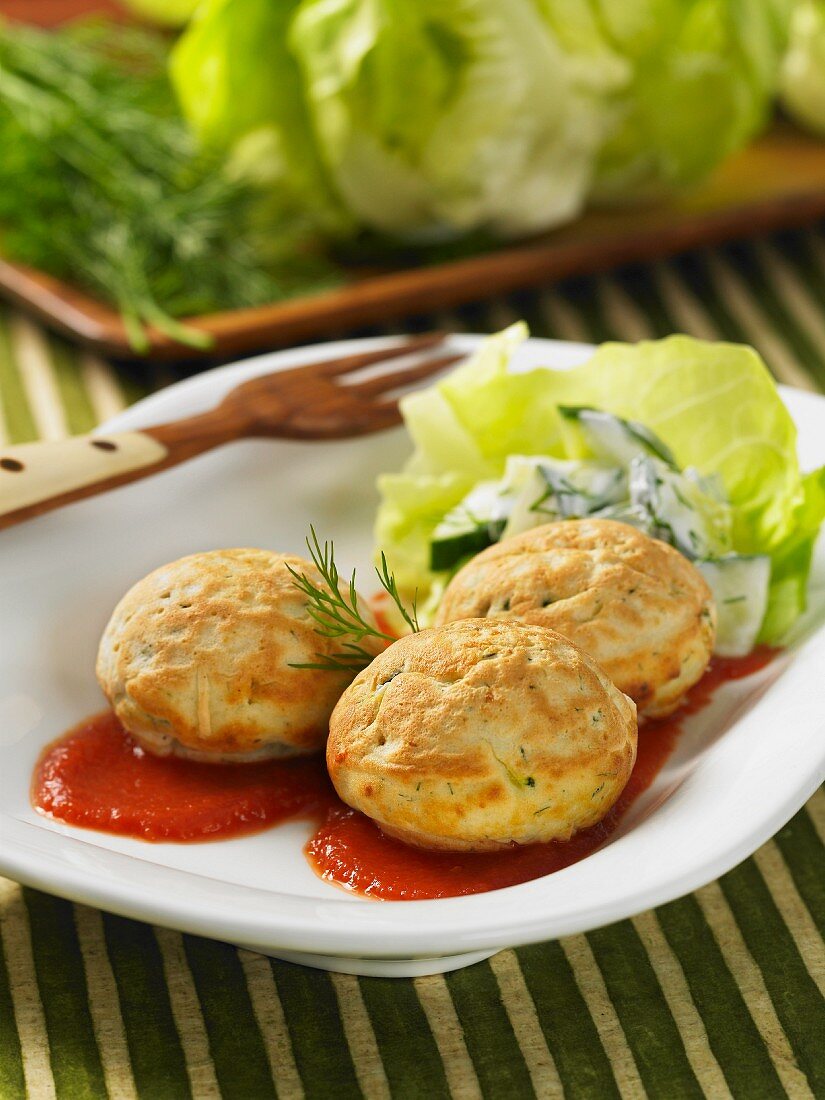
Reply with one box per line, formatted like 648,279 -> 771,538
0,20 -> 340,352
376,550 -> 420,636
287,527 -> 418,673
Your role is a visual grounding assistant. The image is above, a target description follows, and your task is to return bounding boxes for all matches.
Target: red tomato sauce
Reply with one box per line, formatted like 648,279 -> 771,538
32,648 -> 776,896
32,712 -> 337,842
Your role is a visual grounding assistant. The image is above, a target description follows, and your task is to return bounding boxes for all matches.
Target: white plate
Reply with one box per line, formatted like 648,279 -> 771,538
1,336 -> 824,978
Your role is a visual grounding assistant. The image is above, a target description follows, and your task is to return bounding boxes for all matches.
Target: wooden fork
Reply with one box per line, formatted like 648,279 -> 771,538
0,334 -> 462,531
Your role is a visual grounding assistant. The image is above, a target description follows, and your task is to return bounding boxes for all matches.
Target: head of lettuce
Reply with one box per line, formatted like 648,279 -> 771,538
171,0 -> 791,242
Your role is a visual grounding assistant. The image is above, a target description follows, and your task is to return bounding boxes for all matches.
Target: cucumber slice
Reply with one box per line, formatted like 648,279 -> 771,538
591,501 -> 653,532
431,459 -> 559,568
559,406 -> 678,468
503,460 -> 626,538
628,455 -> 732,558
697,555 -> 771,657
498,455 -> 554,495
430,480 -> 510,571
502,465 -> 560,538
540,463 -> 626,518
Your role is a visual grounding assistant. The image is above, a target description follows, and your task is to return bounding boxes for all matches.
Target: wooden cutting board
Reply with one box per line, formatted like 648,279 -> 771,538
2,0 -> 825,359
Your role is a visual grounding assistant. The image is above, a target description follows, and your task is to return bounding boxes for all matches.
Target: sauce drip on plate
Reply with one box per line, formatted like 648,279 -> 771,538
32,712 -> 336,842
31,648 -> 776,895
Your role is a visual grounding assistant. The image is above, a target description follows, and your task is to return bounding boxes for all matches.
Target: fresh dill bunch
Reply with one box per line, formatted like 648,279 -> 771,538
0,20 -> 340,351
287,527 -> 419,673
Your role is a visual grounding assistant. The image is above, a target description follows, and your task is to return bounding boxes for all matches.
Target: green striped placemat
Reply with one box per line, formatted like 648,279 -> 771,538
1,228 -> 824,1099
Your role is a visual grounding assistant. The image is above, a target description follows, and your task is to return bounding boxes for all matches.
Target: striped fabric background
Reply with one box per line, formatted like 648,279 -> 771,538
1,228 -> 824,1099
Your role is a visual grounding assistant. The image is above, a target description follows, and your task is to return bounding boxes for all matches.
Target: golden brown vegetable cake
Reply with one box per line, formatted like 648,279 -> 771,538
327,618 -> 637,851
434,519 -> 715,718
96,548 -> 382,761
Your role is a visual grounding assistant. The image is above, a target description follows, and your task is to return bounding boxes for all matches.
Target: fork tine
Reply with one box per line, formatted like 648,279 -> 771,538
309,332 -> 447,378
345,352 -> 464,398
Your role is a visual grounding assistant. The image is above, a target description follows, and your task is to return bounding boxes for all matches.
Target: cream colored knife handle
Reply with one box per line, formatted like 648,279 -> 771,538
0,431 -> 169,528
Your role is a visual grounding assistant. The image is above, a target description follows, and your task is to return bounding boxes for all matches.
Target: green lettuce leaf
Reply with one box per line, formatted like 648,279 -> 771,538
566,335 -> 804,556
376,327 -> 825,643
287,0 -> 617,239
779,0 -> 825,137
375,472 -> 473,593
170,0 -> 344,228
582,0 -> 792,198
401,322 -> 573,473
758,465 -> 825,641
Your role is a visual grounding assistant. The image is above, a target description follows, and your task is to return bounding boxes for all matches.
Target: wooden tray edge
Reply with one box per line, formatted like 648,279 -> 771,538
2,184 -> 825,362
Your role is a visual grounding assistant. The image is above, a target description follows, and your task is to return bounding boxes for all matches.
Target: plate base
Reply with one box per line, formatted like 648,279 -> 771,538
241,945 -> 499,977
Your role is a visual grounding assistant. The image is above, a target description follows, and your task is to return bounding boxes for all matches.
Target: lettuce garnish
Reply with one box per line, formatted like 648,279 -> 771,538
375,325 -> 825,644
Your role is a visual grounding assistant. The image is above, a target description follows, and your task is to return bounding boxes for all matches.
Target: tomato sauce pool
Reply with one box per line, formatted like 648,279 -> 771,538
33,712 -> 337,842
31,648 -> 776,899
